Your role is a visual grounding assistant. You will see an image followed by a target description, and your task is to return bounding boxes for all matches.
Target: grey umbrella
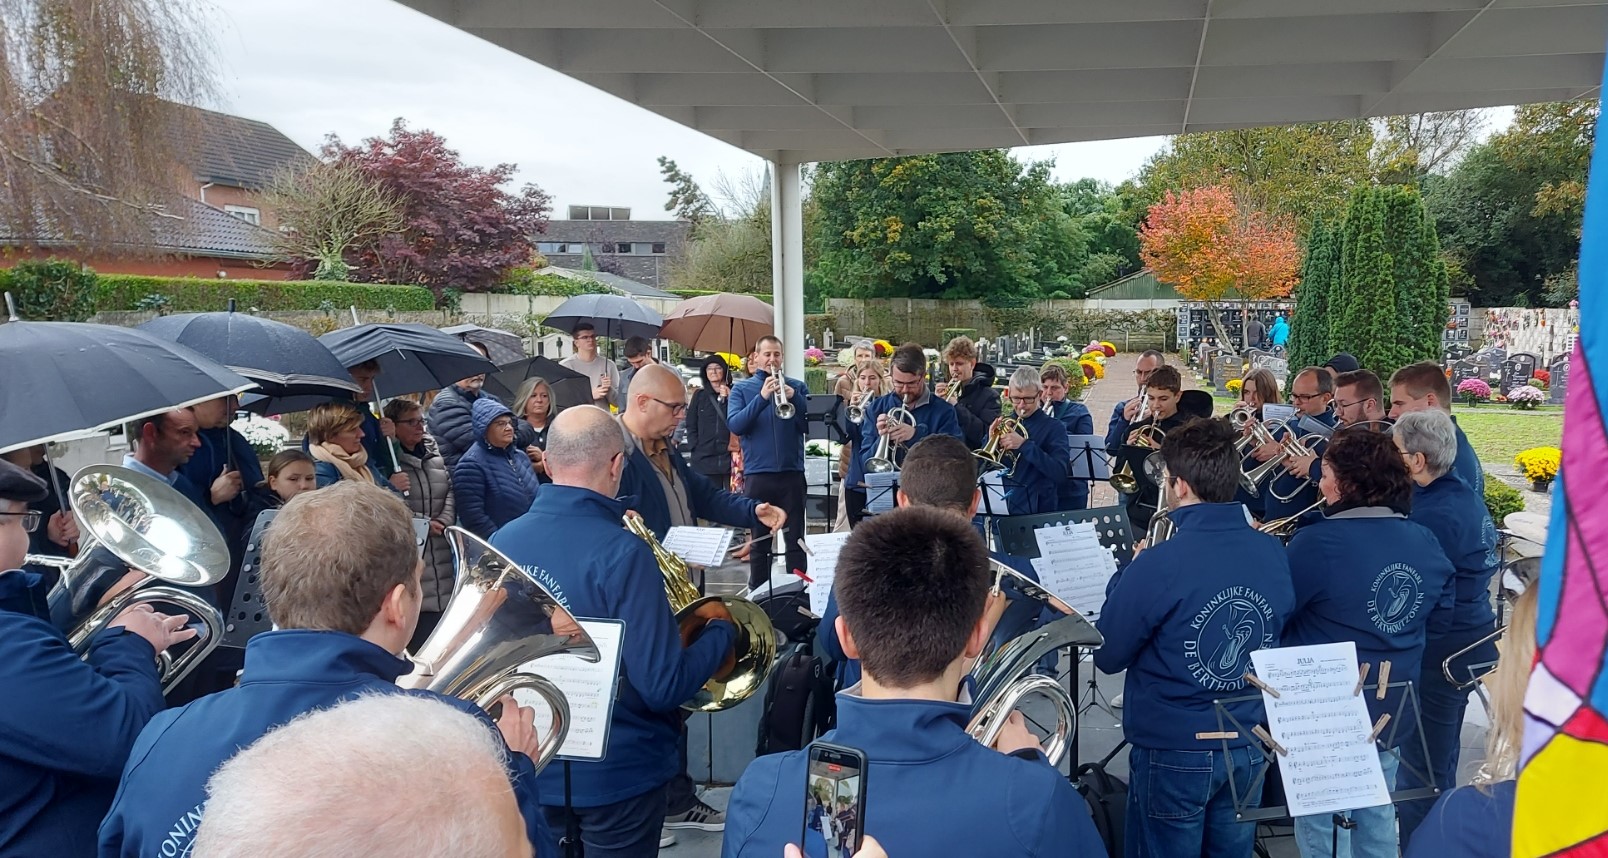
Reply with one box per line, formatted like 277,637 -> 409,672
440,323 -> 526,366
484,356 -> 592,411
137,309 -> 362,404
543,293 -> 663,344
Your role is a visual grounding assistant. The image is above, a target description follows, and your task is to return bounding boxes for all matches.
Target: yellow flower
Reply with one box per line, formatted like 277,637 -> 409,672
1226,378 -> 1243,393
1514,447 -> 1561,482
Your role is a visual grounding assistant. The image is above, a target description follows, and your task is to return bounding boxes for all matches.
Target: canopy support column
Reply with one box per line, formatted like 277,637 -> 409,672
770,158 -> 805,375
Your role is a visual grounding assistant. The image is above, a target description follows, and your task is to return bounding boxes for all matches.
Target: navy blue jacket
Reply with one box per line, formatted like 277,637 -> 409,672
178,426 -> 272,561
452,398 -> 540,539
1410,474 -> 1499,639
727,370 -> 809,474
1002,407 -> 1070,516
951,364 -> 1001,450
723,692 -> 1104,857
846,393 -> 964,492
1283,508 -> 1455,746
1450,417 -> 1484,492
618,434 -> 759,539
0,570 -> 164,858
491,486 -> 736,806
427,382 -> 500,469
1404,780 -> 1514,858
97,630 -> 555,858
1094,503 -> 1294,749
1046,399 -> 1094,510
1104,399 -> 1132,457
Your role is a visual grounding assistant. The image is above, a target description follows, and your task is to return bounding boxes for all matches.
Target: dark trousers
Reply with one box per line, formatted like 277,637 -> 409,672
545,783 -> 668,858
845,488 -> 868,527
1396,630 -> 1500,842
745,470 -> 807,587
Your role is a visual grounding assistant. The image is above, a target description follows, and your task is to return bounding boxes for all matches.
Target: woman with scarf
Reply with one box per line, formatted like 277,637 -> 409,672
307,401 -> 392,490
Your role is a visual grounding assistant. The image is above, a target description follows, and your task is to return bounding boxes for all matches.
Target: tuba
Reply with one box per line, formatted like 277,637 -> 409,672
624,515 -> 777,712
867,405 -> 918,474
399,527 -> 598,773
967,613 -> 1101,766
28,465 -> 227,694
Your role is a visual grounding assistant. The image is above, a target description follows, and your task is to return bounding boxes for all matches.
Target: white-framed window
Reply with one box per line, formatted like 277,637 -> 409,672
224,205 -> 261,225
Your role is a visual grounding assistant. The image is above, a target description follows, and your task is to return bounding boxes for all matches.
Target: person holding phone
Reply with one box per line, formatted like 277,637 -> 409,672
722,505 -> 1104,857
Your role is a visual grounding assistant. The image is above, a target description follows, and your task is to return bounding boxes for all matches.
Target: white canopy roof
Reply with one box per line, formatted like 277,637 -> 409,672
397,0 -> 1606,163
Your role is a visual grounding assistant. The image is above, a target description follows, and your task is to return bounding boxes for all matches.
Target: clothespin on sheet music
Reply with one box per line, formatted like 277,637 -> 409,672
1367,714 -> 1392,744
1244,671 -> 1281,699
1375,661 -> 1392,701
1353,662 -> 1371,696
1196,731 -> 1239,741
1251,725 -> 1288,757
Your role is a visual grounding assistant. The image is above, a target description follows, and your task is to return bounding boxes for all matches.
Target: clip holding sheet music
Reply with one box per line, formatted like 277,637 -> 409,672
1353,662 -> 1371,696
1244,671 -> 1281,699
1251,725 -> 1288,757
1375,660 -> 1392,701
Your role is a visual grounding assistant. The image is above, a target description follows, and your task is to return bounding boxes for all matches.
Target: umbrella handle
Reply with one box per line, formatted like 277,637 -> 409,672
371,384 -> 407,497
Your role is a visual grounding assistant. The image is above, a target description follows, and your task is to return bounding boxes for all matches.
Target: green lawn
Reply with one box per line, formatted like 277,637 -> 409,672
1452,407 -> 1564,467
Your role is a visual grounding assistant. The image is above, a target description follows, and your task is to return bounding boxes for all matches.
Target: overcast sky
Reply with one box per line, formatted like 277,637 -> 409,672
208,0 -> 1167,218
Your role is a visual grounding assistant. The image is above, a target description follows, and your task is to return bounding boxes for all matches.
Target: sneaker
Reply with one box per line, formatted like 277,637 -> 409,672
663,796 -> 726,831
659,828 -> 677,848
1112,693 -> 1124,708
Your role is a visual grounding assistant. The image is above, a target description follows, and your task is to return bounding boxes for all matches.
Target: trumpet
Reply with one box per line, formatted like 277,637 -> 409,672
976,416 -> 1028,475
1257,498 -> 1326,539
624,515 -> 777,712
867,405 -> 918,474
772,365 -> 794,420
846,390 -> 869,424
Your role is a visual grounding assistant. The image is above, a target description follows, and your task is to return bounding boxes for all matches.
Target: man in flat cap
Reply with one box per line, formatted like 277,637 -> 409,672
0,457 -> 192,857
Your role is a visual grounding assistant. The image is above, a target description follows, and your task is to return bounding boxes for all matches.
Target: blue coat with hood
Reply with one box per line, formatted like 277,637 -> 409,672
1450,416 -> 1484,491
727,369 -> 810,474
1410,473 -> 1499,639
1094,503 -> 1294,749
1045,398 -> 1094,510
427,382 -> 501,469
491,485 -> 736,807
1283,507 -> 1455,747
452,398 -> 540,538
0,570 -> 165,858
722,692 -> 1104,858
97,630 -> 556,858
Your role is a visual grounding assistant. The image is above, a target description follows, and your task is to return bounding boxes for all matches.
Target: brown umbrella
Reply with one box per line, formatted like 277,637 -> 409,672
658,293 -> 774,355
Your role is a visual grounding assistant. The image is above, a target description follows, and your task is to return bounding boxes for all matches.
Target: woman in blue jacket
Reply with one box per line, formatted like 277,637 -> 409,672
1284,429 -> 1454,858
307,401 -> 392,490
1391,409 -> 1501,841
452,397 -> 539,539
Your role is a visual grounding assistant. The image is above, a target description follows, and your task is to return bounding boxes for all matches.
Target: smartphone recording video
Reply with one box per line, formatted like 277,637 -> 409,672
801,742 -> 866,858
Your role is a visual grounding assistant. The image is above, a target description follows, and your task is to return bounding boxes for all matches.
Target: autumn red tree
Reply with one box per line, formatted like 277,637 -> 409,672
324,119 -> 552,300
1139,185 -> 1300,349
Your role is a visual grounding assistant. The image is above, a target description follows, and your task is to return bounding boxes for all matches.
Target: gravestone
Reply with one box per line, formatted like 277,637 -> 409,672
1257,356 -> 1290,385
1201,346 -> 1220,384
1474,347 -> 1506,386
1450,359 -> 1480,392
1501,352 -> 1540,396
1214,353 -> 1243,394
1549,355 -> 1570,405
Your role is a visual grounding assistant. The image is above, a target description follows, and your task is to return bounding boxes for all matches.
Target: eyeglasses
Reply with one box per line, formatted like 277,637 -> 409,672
1008,396 -> 1039,405
0,510 -> 41,533
1333,397 -> 1372,411
651,397 -> 688,416
1290,392 -> 1330,403
574,334 -> 597,342
489,418 -> 515,429
394,417 -> 425,427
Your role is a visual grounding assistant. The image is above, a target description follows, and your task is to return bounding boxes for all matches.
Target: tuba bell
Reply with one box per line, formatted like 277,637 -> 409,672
28,465 -> 228,694
624,515 -> 777,712
967,613 -> 1102,766
399,527 -> 600,773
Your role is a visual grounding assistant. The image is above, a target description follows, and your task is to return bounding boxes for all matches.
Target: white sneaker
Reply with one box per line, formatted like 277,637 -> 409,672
660,828 -> 677,849
1112,693 -> 1124,708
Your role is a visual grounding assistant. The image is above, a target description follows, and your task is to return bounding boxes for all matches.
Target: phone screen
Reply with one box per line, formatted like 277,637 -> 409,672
801,742 -> 867,858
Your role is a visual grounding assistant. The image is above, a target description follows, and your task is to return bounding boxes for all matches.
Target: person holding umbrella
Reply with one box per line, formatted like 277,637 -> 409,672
425,341 -> 501,470
452,399 -> 540,539
0,446 -> 77,564
686,355 -> 734,491
561,323 -> 622,411
344,359 -> 404,489
383,399 -> 457,650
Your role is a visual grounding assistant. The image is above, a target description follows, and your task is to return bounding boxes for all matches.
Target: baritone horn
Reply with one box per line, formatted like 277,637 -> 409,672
624,515 -> 777,712
867,405 -> 918,473
967,614 -> 1102,766
28,465 -> 228,694
399,527 -> 600,773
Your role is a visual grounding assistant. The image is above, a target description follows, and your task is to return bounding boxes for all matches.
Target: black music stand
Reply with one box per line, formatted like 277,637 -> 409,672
1066,434 -> 1110,508
995,505 -> 1135,765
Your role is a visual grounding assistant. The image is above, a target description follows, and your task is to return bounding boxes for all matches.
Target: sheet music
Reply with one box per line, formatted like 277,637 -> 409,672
1261,403 -> 1297,426
660,526 -> 734,567
864,471 -> 899,514
1250,642 -> 1391,817
519,618 -> 625,763
802,532 -> 853,616
1029,522 -> 1118,618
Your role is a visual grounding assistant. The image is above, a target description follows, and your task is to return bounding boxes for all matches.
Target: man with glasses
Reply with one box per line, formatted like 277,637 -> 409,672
0,457 -> 190,856
1334,369 -> 1390,430
845,343 -> 964,526
727,336 -> 810,587
994,366 -> 1070,516
615,364 -> 783,844
561,322 -> 622,411
1251,367 -> 1335,528
1104,349 -> 1166,458
426,340 -> 502,469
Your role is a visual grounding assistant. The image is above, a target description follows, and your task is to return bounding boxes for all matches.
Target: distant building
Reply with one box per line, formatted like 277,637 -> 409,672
176,104 -> 317,231
534,206 -> 690,290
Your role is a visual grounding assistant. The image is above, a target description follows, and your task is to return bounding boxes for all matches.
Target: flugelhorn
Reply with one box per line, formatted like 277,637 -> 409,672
1257,498 -> 1326,539
867,405 -> 918,474
29,465 -> 228,694
846,390 -> 869,424
1240,418 -> 1323,500
976,415 -> 1028,475
624,515 -> 777,712
400,527 -> 599,773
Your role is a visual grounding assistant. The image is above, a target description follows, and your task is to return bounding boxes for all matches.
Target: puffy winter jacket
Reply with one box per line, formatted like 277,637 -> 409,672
427,383 -> 501,469
952,363 -> 1001,449
451,399 -> 539,539
393,436 -> 458,613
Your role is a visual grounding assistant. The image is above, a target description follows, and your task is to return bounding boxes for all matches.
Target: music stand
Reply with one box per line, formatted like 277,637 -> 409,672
1066,434 -> 1111,508
995,505 -> 1136,763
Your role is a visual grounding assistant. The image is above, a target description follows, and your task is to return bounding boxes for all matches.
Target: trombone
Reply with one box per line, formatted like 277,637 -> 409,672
867,405 -> 918,473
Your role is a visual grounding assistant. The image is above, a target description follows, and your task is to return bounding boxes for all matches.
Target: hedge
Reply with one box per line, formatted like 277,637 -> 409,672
498,269 -> 611,298
1484,475 -> 1524,525
669,289 -> 773,303
94,275 -> 436,313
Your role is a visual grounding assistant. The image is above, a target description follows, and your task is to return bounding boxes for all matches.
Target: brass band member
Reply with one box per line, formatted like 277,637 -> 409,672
1334,369 -> 1391,429
936,336 -> 999,451
997,366 -> 1071,516
844,344 -> 963,526
1039,364 -> 1094,511
1118,365 -> 1186,533
1232,368 -> 1283,519
1103,349 -> 1166,458
727,336 -> 810,586
1388,362 -> 1483,491
1251,366 -> 1334,529
1282,430 -> 1455,857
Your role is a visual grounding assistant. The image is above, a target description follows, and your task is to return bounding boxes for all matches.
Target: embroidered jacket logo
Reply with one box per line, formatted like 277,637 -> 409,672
1367,563 -> 1425,634
1185,586 -> 1277,691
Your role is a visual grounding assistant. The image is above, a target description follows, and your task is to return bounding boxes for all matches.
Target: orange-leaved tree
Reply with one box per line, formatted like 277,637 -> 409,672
1139,185 -> 1300,350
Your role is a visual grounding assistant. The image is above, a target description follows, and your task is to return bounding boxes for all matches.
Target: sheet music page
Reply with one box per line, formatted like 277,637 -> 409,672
1261,403 -> 1297,426
519,618 -> 625,762
1250,641 -> 1391,817
802,532 -> 853,616
660,526 -> 734,567
864,471 -> 899,514
1030,522 -> 1118,618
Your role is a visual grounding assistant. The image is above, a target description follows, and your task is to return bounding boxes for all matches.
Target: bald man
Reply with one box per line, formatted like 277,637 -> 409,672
492,406 -> 738,858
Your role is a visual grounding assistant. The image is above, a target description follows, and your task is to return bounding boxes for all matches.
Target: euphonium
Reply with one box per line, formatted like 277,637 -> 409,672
867,405 -> 918,474
624,515 -> 777,711
772,364 -> 795,420
976,415 -> 1028,475
399,527 -> 599,773
967,614 -> 1102,766
28,466 -> 228,694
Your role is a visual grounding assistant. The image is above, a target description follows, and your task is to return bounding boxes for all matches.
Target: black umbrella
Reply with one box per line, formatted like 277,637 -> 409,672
137,310 -> 362,404
484,357 -> 592,411
544,294 -> 663,344
0,307 -> 256,455
440,323 -> 525,365
318,323 -> 499,400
